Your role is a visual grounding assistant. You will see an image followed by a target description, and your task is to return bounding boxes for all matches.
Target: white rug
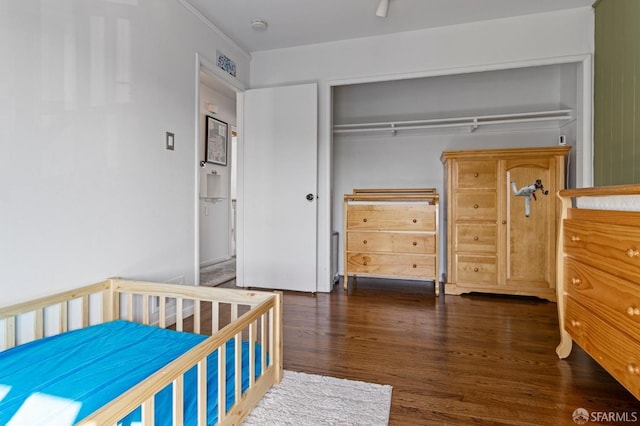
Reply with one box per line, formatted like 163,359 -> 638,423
243,370 -> 392,426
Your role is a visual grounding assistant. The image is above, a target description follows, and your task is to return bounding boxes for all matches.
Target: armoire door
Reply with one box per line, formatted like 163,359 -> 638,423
239,83 -> 318,291
503,158 -> 555,289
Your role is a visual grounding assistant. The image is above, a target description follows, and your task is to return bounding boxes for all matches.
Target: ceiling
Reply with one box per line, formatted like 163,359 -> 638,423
184,0 -> 594,53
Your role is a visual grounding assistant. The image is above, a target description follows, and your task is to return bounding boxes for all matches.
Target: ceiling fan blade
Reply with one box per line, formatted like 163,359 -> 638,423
376,0 -> 389,18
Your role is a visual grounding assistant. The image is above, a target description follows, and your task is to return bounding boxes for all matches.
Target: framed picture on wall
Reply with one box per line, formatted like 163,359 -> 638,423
205,115 -> 228,166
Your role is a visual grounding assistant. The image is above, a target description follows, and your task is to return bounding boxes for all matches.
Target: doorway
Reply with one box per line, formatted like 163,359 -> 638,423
196,56 -> 242,287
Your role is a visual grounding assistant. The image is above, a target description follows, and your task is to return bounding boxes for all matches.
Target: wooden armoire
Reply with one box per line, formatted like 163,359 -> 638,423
441,146 -> 570,301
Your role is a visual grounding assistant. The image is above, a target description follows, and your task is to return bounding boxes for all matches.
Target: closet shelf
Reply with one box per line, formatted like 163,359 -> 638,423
333,109 -> 573,135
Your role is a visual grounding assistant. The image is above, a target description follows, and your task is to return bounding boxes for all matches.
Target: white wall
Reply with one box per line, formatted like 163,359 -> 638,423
198,84 -> 235,266
250,8 -> 594,292
0,0 -> 249,305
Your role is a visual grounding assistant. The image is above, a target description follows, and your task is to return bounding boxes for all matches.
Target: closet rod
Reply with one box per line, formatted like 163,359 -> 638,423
333,109 -> 572,134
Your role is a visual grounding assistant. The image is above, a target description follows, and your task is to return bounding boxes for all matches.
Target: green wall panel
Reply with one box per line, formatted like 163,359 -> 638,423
594,0 -> 640,185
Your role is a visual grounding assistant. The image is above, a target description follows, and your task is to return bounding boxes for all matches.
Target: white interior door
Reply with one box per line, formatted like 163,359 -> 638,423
238,83 -> 318,291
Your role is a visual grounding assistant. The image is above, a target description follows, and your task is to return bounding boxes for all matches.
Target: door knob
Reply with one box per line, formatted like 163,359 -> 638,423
306,193 -> 315,201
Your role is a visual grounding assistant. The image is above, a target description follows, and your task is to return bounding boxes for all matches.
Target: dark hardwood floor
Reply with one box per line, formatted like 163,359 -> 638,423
205,277 -> 639,424
270,278 -> 639,425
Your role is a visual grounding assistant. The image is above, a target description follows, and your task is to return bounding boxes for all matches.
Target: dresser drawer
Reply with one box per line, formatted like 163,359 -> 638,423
455,224 -> 497,253
455,161 -> 497,189
455,193 -> 497,221
564,219 -> 640,283
347,231 -> 435,254
564,258 -> 640,342
346,203 -> 436,231
565,298 -> 640,399
346,253 -> 436,279
455,255 -> 497,283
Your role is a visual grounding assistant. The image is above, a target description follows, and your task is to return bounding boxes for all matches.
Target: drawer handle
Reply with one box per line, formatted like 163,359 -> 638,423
473,236 -> 479,241
626,306 -> 640,316
412,264 -> 417,268
502,220 -> 507,225
473,267 -> 479,272
570,319 -> 581,327
474,173 -> 479,177
570,277 -> 581,285
362,218 -> 368,223
363,261 -> 367,266
627,364 -> 640,375
473,204 -> 479,209
626,248 -> 640,258
412,219 -> 417,223
570,235 -> 580,242
412,241 -> 417,246
363,240 -> 367,244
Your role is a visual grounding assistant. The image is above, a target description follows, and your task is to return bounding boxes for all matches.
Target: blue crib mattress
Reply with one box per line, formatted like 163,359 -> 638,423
0,320 -> 262,425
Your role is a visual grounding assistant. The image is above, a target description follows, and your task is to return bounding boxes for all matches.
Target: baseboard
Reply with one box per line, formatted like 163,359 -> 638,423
200,256 -> 232,268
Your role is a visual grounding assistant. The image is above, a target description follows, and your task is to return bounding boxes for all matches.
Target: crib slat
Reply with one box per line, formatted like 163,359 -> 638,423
235,333 -> 241,403
35,308 -> 44,339
218,343 -> 226,422
176,298 -> 183,332
159,296 -> 166,328
113,290 -> 121,321
197,359 -> 207,425
102,286 -> 112,322
141,397 -> 154,426
231,303 -> 238,321
82,295 -> 89,327
274,293 -> 284,382
212,301 -> 219,332
249,321 -> 256,386
60,301 -> 68,333
260,312 -> 267,373
142,295 -> 149,325
127,293 -> 133,321
269,307 -> 274,367
194,300 -> 200,334
173,375 -> 184,425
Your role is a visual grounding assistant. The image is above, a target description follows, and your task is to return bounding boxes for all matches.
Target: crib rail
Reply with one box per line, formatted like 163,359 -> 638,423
80,286 -> 283,425
110,279 -> 275,332
0,278 -> 279,351
0,278 -> 283,425
0,280 -> 111,350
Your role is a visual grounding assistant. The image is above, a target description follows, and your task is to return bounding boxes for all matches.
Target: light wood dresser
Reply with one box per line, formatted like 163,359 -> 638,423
343,188 -> 440,294
556,184 -> 640,400
441,146 -> 570,301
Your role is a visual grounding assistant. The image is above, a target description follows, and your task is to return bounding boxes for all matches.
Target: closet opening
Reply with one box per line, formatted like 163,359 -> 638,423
330,61 -> 586,287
